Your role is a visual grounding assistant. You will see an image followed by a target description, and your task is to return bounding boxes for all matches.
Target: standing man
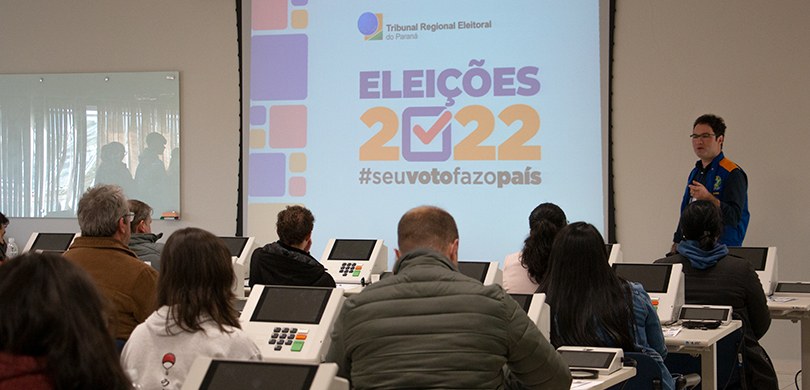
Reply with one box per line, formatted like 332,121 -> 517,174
63,185 -> 158,343
326,206 -> 571,389
673,114 -> 749,248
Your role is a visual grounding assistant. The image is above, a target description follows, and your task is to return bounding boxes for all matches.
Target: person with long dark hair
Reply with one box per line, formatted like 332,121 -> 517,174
541,222 -> 674,390
0,252 -> 132,389
503,203 -> 567,293
657,200 -> 777,389
0,212 -> 8,263
121,228 -> 260,389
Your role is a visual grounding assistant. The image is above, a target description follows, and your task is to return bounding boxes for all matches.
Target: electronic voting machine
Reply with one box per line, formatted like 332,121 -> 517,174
321,239 -> 387,285
182,359 -> 348,390
457,261 -> 503,286
612,262 -> 685,324
240,285 -> 345,364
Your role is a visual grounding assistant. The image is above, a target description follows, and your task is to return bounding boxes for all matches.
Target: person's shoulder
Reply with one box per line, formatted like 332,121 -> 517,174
718,156 -> 743,173
654,254 -> 680,264
719,254 -> 755,271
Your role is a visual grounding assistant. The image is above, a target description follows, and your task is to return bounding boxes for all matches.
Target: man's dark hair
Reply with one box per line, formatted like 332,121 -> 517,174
397,206 -> 459,254
693,114 -> 727,138
276,205 -> 314,246
0,212 -> 8,227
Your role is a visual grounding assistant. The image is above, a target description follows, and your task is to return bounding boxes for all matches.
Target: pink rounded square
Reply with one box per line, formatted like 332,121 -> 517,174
269,105 -> 307,148
252,0 -> 287,30
289,176 -> 306,197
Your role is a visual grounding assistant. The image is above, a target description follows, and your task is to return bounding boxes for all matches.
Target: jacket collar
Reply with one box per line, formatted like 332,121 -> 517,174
393,249 -> 456,274
695,151 -> 725,171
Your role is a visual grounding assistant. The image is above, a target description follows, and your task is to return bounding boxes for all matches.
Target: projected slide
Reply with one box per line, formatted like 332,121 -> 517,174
245,1 -> 606,264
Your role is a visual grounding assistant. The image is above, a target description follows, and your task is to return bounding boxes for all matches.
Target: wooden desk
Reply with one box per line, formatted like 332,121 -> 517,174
769,296 -> 810,390
664,320 -> 742,390
569,367 -> 636,389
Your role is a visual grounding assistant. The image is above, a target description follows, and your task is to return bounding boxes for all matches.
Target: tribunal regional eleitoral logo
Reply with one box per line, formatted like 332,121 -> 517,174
358,12 -> 383,40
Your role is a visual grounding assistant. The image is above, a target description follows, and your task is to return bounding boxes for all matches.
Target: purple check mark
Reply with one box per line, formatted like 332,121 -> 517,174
412,110 -> 452,144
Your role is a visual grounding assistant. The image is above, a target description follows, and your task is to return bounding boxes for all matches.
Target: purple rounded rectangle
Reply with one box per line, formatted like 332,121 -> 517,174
249,153 -> 286,196
250,105 -> 267,126
251,34 -> 308,101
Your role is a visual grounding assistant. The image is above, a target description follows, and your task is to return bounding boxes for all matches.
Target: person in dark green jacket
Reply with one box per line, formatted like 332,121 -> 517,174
326,205 -> 572,389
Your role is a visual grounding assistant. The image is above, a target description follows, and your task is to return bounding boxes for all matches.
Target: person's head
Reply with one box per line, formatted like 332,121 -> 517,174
396,206 -> 459,263
99,141 -> 126,163
158,227 -> 240,333
0,253 -> 131,389
691,114 -> 726,164
542,222 -> 635,350
128,199 -> 153,234
679,200 -> 723,251
77,184 -> 132,242
528,203 -> 566,230
145,132 -> 167,153
521,203 -> 567,284
276,205 -> 315,251
0,211 -> 8,242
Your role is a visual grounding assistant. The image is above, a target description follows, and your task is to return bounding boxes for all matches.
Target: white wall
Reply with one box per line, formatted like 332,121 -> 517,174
613,0 -> 810,370
0,0 -> 241,240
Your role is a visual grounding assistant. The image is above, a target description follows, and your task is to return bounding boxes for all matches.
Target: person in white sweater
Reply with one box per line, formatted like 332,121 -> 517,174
121,228 -> 261,389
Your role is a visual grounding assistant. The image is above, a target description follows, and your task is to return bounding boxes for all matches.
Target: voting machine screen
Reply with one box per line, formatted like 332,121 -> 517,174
23,232 -> 77,254
457,261 -> 503,286
182,359 -> 347,390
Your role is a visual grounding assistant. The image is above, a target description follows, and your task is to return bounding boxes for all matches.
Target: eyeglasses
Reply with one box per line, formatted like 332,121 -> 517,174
122,212 -> 135,223
690,133 -> 716,140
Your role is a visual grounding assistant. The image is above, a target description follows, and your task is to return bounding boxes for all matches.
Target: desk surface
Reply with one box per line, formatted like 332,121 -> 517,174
768,295 -> 810,316
664,320 -> 742,350
570,367 -> 636,390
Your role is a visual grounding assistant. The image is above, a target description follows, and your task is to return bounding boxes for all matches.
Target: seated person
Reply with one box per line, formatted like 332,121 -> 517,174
63,184 -> 158,341
540,222 -> 674,390
503,202 -> 567,293
656,200 -> 778,389
122,228 -> 261,389
326,206 -> 571,389
0,253 -> 132,389
128,199 -> 164,271
249,205 -> 335,288
0,211 -> 8,263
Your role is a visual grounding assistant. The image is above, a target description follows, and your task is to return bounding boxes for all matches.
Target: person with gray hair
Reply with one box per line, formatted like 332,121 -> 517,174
128,199 -> 164,271
64,184 -> 158,344
326,206 -> 571,389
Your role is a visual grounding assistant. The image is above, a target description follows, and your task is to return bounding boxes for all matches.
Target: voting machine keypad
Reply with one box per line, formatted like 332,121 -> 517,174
339,263 -> 362,277
268,327 -> 308,352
